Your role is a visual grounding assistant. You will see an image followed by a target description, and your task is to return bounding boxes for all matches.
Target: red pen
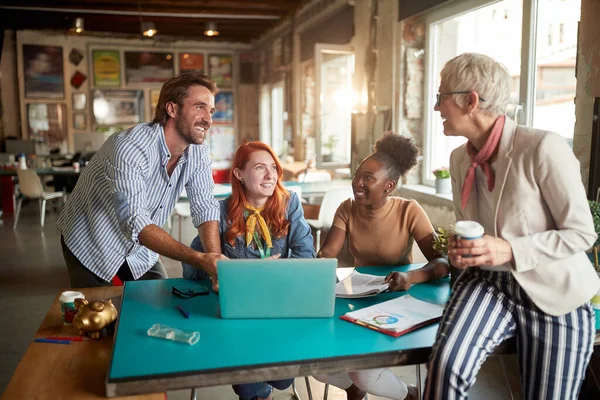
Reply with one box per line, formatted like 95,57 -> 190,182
45,336 -> 89,341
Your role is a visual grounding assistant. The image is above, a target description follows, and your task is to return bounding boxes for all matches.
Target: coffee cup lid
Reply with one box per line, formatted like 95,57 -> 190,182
454,221 -> 484,238
60,291 -> 85,303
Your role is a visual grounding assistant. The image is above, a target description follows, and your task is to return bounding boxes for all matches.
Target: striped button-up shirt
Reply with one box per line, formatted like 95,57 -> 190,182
57,123 -> 220,282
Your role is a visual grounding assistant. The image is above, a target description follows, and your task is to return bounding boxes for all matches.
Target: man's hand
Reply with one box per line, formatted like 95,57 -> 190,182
210,277 -> 219,293
384,271 -> 413,292
199,253 -> 228,278
448,234 -> 514,269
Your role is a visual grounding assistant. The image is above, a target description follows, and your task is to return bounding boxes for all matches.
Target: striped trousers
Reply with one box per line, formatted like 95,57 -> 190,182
424,268 -> 595,400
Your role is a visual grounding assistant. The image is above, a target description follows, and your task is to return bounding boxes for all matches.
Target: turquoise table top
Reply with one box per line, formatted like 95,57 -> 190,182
183,179 -> 352,200
106,264 -> 451,397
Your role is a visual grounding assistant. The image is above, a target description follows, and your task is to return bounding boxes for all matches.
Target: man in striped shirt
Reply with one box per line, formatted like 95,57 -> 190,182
58,72 -> 225,287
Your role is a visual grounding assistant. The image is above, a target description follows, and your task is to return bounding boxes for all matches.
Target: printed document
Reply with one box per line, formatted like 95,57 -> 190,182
342,295 -> 444,336
335,270 -> 389,298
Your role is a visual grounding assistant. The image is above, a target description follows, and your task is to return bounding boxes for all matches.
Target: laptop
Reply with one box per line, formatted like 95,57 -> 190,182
217,258 -> 338,319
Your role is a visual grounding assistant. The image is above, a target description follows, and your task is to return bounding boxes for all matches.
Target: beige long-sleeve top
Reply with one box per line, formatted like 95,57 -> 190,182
332,197 -> 435,267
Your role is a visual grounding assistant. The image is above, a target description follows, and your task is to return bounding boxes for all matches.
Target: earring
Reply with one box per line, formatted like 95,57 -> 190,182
240,179 -> 243,185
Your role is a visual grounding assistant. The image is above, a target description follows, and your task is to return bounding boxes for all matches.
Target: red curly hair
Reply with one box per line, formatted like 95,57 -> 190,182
225,142 -> 290,246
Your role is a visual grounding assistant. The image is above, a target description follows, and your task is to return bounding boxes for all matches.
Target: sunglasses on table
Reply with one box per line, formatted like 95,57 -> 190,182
436,91 -> 486,107
172,285 -> 209,299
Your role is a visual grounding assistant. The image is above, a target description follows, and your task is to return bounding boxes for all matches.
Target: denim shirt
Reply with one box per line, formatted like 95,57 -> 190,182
182,191 -> 315,280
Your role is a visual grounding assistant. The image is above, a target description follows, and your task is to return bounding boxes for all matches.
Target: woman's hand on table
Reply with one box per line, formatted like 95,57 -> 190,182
384,271 -> 413,292
448,234 -> 514,269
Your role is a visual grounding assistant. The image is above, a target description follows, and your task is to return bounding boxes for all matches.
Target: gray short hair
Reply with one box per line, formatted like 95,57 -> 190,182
441,53 -> 511,117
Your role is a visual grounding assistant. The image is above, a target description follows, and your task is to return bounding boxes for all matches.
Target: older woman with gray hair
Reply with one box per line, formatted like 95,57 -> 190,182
424,52 -> 599,399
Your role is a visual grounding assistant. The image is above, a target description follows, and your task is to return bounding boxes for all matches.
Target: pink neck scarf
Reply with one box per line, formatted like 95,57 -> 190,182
461,114 -> 506,210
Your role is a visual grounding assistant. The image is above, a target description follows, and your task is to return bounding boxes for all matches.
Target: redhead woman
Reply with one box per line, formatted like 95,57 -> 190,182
314,133 -> 449,400
424,53 -> 599,399
182,141 -> 314,400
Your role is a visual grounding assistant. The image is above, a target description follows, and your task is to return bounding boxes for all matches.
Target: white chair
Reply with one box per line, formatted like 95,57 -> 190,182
171,202 -> 191,242
14,169 -> 64,228
286,185 -> 304,203
306,187 -> 354,252
297,171 -> 332,203
298,170 -> 332,183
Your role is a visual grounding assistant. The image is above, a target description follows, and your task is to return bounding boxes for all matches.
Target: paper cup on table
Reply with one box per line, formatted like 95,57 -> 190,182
60,291 -> 85,325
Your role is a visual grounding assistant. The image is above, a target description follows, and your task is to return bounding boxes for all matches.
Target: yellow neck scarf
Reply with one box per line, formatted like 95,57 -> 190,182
245,203 -> 273,249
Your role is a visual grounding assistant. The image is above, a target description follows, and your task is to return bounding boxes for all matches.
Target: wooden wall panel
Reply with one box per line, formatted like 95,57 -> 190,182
236,84 -> 259,143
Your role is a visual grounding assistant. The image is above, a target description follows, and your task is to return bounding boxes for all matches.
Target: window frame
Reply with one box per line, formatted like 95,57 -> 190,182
314,43 -> 355,169
421,0 -> 539,185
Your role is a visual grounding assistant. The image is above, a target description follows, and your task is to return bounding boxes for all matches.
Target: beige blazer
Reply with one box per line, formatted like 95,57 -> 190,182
450,117 -> 600,316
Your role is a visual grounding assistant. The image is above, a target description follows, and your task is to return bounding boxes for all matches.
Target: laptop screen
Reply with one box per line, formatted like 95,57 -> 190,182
217,258 -> 337,319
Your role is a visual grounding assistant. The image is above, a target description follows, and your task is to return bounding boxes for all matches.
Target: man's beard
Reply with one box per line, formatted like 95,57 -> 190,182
175,115 -> 205,145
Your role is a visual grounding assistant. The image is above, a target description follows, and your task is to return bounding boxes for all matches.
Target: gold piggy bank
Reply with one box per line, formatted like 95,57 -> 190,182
73,298 -> 118,339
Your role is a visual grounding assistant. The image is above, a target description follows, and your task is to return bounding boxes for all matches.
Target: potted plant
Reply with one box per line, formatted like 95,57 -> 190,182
589,200 -> 600,330
588,200 -> 600,272
432,224 -> 454,258
433,167 -> 451,194
432,224 -> 462,288
322,136 -> 338,162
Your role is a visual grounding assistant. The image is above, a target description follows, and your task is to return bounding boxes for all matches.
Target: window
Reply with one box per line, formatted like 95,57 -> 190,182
533,0 -> 579,141
559,23 -> 565,43
422,0 -> 580,184
423,0 -> 522,184
315,44 -> 354,169
259,80 -> 285,156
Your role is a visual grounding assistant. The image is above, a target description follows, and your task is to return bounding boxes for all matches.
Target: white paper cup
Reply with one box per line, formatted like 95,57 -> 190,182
454,221 -> 484,240
454,221 -> 484,258
73,162 -> 80,172
59,291 -> 85,325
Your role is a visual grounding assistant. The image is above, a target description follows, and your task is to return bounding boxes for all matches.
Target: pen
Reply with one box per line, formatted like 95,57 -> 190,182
33,338 -> 71,344
45,336 -> 88,341
176,305 -> 190,319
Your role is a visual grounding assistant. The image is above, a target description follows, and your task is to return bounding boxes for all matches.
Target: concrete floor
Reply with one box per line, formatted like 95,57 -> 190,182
0,203 -> 526,399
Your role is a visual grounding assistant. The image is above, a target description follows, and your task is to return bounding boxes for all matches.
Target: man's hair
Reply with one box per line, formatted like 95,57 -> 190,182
441,53 -> 511,117
152,72 -> 219,125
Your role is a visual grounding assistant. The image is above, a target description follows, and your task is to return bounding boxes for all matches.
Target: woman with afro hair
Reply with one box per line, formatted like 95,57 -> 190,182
314,132 -> 449,400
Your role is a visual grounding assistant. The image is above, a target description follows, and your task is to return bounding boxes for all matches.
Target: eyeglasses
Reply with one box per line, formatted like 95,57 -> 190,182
436,91 -> 486,107
172,285 -> 209,299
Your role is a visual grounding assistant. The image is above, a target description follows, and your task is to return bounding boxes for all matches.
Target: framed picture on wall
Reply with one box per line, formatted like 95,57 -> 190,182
208,54 -> 233,88
93,89 -> 144,126
125,51 -> 174,84
208,126 -> 236,161
23,45 -> 65,99
179,52 -> 205,74
213,92 -> 234,124
72,92 -> 87,111
92,50 -> 121,87
73,113 -> 87,130
27,103 -> 67,148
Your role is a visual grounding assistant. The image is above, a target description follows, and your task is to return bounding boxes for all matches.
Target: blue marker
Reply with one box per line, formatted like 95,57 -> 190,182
176,305 -> 190,319
33,338 -> 71,344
